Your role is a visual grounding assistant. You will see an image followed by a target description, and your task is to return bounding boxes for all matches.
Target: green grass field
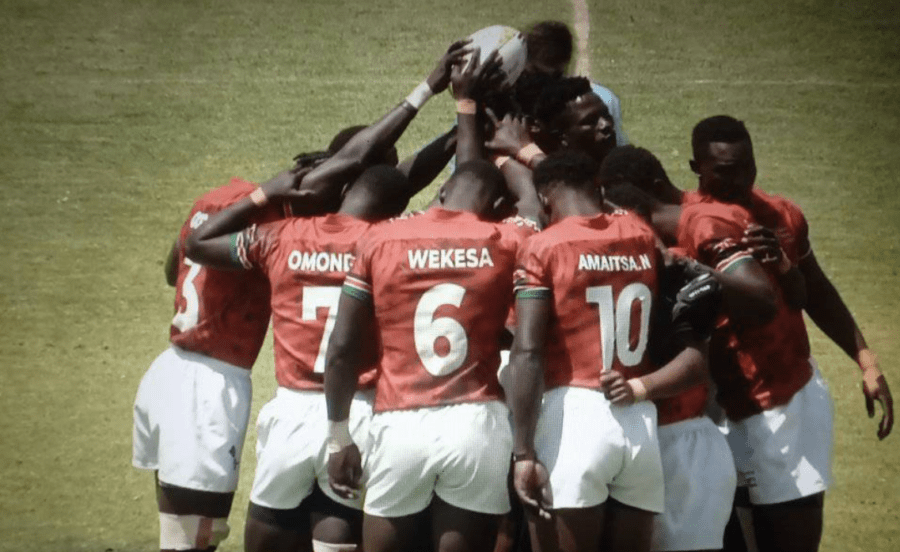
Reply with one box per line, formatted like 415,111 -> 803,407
1,0 -> 898,550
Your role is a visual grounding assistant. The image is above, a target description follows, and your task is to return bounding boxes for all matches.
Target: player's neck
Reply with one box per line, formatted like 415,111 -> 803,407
550,190 -> 603,223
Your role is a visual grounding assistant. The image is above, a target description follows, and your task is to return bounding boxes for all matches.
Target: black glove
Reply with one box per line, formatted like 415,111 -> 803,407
672,272 -> 722,340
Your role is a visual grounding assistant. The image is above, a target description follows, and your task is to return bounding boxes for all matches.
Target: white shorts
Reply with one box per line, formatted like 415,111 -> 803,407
132,345 -> 252,493
726,365 -> 833,505
652,417 -> 737,551
364,401 -> 512,518
535,386 -> 664,513
249,387 -> 374,510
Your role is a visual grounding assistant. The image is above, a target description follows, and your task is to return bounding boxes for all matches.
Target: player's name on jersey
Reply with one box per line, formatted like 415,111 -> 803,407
407,248 -> 495,270
288,251 -> 355,273
578,253 -> 653,272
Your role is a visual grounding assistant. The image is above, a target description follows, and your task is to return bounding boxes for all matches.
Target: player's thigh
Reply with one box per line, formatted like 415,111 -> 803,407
607,400 -> 665,514
431,495 -> 501,552
363,511 -> 428,552
652,417 -> 737,552
249,389 -> 324,510
528,504 -> 606,552
363,409 -> 437,518
752,493 -> 824,552
142,347 -> 252,494
602,498 -> 656,552
535,387 -> 620,508
432,401 -> 512,516
727,366 -> 833,506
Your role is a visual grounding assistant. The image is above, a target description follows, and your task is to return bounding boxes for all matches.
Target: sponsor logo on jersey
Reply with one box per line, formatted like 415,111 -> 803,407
577,253 -> 652,272
407,248 -> 495,270
288,251 -> 355,272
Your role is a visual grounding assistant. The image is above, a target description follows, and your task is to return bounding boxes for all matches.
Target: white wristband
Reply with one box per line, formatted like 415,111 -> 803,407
326,419 -> 354,454
404,81 -> 434,111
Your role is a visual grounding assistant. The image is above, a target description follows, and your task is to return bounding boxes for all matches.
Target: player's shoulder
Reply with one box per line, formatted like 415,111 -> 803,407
751,188 -> 804,218
589,80 -> 621,106
681,196 -> 751,225
193,178 -> 256,208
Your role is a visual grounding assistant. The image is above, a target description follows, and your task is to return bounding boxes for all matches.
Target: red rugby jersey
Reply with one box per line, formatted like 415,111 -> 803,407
515,210 -> 662,389
169,178 -> 284,369
344,207 -> 538,412
236,214 -> 378,391
677,193 -> 812,420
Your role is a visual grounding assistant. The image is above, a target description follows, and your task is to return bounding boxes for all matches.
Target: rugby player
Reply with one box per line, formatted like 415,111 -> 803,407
135,171 -> 296,552
679,115 -> 893,552
600,150 -> 740,552
322,55 -> 541,552
508,150 -> 708,552
182,39 -> 475,552
523,20 -> 629,146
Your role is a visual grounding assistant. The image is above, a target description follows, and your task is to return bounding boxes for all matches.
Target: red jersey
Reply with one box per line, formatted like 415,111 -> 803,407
343,208 -> 538,412
235,214 -> 378,391
677,192 -> 812,420
515,211 -> 662,389
169,178 -> 284,369
681,190 -> 702,205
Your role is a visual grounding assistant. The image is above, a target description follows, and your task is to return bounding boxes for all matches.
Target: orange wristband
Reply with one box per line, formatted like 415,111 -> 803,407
516,143 -> 544,168
493,155 -> 511,169
249,187 -> 268,207
858,349 -> 879,373
456,99 -> 477,115
627,377 -> 648,402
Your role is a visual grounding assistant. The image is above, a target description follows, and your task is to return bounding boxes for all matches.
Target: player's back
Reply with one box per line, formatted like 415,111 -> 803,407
350,207 -> 535,412
170,178 -> 283,369
517,210 -> 661,389
244,213 -> 376,390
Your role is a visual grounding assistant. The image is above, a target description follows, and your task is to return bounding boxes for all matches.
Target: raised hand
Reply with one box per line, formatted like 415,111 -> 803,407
485,109 -> 534,156
426,39 -> 473,95
451,49 -> 504,101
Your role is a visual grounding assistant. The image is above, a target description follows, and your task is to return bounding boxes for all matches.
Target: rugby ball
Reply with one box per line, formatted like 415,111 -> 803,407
465,25 -> 527,88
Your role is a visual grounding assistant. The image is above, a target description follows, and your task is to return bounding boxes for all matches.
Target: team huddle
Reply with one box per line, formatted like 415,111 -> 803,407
132,21 -> 893,552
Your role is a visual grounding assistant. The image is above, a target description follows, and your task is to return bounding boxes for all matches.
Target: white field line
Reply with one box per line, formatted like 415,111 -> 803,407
572,0 -> 592,77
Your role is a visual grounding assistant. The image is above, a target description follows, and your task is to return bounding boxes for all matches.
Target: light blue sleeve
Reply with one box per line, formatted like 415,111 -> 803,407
590,81 -> 629,146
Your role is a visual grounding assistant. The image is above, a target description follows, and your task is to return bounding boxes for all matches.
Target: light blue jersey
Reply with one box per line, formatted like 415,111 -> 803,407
590,81 -> 629,146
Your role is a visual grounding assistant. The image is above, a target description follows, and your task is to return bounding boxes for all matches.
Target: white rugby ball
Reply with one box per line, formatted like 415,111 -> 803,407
465,25 -> 527,88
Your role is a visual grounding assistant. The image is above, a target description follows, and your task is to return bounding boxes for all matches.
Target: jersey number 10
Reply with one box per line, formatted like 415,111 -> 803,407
586,282 -> 652,372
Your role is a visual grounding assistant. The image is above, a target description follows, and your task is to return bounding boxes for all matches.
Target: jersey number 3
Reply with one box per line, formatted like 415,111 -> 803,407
172,259 -> 202,332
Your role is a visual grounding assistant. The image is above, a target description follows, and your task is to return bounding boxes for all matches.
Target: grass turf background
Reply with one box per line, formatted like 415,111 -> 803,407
0,0 -> 897,549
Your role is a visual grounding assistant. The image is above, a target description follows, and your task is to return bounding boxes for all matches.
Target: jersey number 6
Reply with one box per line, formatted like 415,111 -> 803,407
414,283 -> 469,377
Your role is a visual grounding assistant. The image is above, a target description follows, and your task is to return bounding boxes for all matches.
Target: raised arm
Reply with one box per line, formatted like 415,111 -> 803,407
396,126 -> 458,196
299,39 -> 472,204
184,169 -> 313,269
799,250 -> 893,439
164,240 -> 179,286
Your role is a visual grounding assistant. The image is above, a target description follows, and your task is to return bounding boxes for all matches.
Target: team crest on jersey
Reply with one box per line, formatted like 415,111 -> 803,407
190,211 -> 209,229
